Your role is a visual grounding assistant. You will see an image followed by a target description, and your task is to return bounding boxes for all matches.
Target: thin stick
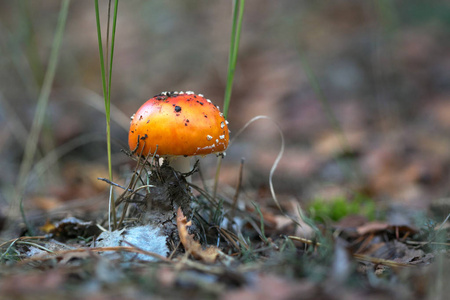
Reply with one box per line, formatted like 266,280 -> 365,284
231,158 -> 245,217
123,240 -> 171,262
197,163 -> 209,193
230,116 -> 285,213
19,246 -> 171,264
288,235 -> 322,246
0,236 -> 48,249
212,156 -> 223,201
98,177 -> 134,192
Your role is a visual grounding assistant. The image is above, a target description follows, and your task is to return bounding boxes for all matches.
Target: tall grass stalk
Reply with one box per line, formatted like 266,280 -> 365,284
94,0 -> 119,230
296,50 -> 356,182
222,0 -> 245,119
213,0 -> 245,199
11,0 -> 70,234
298,53 -> 348,149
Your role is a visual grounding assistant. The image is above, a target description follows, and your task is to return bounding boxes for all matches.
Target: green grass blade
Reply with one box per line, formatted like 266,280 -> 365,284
222,0 -> 239,120
94,0 -> 119,230
107,0 -> 119,229
12,0 -> 71,234
251,202 -> 268,243
108,0 -> 119,109
296,50 -> 356,182
94,1 -> 108,106
223,0 -> 245,119
214,0 -> 245,200
298,52 -> 346,146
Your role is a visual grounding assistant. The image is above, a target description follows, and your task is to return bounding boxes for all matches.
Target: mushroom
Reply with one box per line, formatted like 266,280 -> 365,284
129,91 -> 230,176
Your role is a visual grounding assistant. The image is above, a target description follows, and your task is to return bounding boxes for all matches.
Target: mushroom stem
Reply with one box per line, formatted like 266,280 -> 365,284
166,156 -> 192,182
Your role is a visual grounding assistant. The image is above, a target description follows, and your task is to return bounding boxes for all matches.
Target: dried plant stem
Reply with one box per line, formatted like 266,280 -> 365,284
230,116 -> 285,213
231,158 -> 245,217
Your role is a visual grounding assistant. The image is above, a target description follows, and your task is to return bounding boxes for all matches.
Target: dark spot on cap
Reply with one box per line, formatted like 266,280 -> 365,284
175,106 -> 182,112
139,115 -> 143,120
186,119 -> 189,122
185,123 -> 188,126
140,134 -> 148,140
146,120 -> 150,123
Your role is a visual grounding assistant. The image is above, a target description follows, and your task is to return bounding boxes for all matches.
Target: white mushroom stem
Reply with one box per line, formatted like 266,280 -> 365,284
164,156 -> 192,183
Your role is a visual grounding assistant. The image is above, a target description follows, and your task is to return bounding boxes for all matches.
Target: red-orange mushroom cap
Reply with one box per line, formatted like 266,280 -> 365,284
129,91 -> 229,158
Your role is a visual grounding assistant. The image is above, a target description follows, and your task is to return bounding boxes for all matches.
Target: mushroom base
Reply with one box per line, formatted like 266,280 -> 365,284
140,163 -> 195,253
165,156 -> 192,182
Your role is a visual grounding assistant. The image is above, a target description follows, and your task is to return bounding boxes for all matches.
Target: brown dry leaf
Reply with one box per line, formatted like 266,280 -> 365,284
356,221 -> 389,235
176,207 -> 220,264
39,219 -> 56,233
273,215 -> 293,230
58,251 -> 91,265
335,214 -> 368,229
357,222 -> 418,237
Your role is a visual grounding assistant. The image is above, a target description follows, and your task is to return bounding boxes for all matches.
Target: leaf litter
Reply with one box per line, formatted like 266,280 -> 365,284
1,1 -> 450,299
1,110 -> 449,299
0,150 -> 448,300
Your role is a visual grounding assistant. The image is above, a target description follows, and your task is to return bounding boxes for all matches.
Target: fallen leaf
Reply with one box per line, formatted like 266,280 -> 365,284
176,207 -> 220,263
58,251 -> 91,265
335,214 -> 368,229
39,219 -> 56,233
356,221 -> 389,235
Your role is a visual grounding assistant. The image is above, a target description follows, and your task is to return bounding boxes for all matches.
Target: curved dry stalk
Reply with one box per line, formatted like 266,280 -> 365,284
229,115 -> 286,214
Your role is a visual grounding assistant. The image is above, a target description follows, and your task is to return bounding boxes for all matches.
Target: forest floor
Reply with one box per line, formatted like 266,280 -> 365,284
1,1 -> 450,299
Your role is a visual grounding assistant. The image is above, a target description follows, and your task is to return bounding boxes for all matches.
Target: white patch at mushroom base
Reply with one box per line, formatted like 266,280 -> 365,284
94,224 -> 168,261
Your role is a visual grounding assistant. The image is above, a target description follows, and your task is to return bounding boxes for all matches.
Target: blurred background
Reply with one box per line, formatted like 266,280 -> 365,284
1,0 -> 450,228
